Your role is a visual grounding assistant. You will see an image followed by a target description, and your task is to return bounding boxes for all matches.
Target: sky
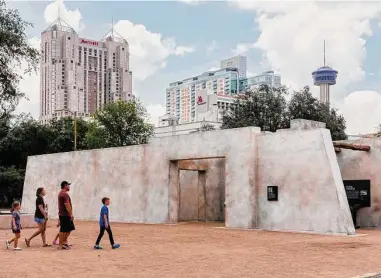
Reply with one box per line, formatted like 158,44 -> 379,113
8,0 -> 381,134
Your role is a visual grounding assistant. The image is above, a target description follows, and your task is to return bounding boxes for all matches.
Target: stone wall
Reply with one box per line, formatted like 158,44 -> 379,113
257,129 -> 354,234
22,128 -> 258,229
337,138 -> 381,227
22,121 -> 355,235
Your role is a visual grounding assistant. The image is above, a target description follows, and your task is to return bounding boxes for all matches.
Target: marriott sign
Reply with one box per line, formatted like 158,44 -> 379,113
80,38 -> 99,46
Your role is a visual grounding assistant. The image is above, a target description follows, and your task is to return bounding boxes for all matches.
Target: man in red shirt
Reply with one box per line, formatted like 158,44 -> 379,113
58,181 -> 75,250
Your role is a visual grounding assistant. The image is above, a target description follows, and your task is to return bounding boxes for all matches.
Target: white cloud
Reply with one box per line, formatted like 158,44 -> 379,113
114,20 -> 195,81
231,1 -> 381,100
206,40 -> 218,54
338,90 -> 381,134
232,42 -> 255,55
44,0 -> 85,32
15,37 -> 41,119
175,45 -> 196,56
146,104 -> 166,127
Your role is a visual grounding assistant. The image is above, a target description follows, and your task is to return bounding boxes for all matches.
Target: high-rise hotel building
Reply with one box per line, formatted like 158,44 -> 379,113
165,67 -> 239,124
40,18 -> 133,122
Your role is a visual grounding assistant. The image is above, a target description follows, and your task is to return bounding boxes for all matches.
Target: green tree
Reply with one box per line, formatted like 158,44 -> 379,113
85,121 -> 108,149
221,85 -> 347,140
0,0 -> 39,120
89,100 -> 154,147
197,123 -> 216,132
0,166 -> 24,207
288,87 -> 347,140
221,85 -> 289,132
48,117 -> 91,152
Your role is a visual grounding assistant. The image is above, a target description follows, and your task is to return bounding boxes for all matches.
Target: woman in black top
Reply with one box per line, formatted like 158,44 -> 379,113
25,187 -> 50,247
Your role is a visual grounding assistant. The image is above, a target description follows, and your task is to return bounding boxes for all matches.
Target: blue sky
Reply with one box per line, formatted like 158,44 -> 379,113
10,0 -> 381,134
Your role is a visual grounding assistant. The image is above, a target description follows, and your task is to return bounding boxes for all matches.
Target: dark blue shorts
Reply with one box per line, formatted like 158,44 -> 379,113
12,229 -> 20,234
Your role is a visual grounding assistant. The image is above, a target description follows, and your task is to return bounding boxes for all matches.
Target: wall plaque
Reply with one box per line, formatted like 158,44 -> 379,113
344,180 -> 371,207
343,180 -> 371,228
267,186 -> 278,201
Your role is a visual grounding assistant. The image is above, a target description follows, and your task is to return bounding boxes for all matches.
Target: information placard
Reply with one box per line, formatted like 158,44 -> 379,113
267,186 -> 278,201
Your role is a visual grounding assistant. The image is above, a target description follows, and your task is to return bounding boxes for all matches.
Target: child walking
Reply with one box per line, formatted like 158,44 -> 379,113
6,201 -> 22,250
94,197 -> 120,250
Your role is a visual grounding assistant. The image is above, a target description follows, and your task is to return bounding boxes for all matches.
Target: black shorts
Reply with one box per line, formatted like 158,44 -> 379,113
59,216 -> 75,233
12,229 -> 20,234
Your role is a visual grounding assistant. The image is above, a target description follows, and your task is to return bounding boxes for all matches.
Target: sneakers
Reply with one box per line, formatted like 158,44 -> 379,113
5,241 -> 10,249
13,247 -> 22,251
94,244 -> 119,249
112,244 -> 120,249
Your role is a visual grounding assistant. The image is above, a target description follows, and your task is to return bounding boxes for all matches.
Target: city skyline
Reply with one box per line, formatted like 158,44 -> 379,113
9,0 -> 381,134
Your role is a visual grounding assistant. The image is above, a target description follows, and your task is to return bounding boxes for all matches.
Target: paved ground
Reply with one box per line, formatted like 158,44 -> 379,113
1,221 -> 381,277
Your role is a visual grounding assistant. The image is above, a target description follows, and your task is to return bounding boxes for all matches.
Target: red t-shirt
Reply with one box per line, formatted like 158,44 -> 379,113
58,191 -> 72,217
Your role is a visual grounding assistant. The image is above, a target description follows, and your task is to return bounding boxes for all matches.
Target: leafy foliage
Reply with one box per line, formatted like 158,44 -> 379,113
197,123 -> 216,132
0,0 -> 39,120
288,87 -> 347,140
90,100 -> 154,147
221,85 -> 289,132
221,85 -> 347,140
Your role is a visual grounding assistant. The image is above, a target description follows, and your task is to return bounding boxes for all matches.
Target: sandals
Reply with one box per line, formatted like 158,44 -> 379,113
25,239 -> 30,247
42,244 -> 51,247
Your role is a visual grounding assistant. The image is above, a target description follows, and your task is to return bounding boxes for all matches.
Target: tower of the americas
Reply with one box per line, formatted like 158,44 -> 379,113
311,40 -> 338,105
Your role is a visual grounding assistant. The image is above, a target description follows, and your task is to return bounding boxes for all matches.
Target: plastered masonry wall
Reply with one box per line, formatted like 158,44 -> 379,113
22,122 -> 355,234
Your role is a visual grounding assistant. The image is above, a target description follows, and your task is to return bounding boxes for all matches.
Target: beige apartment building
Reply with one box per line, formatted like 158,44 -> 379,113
40,18 -> 133,122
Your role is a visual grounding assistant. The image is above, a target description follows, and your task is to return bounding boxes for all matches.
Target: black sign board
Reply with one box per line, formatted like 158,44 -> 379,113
343,180 -> 371,229
344,180 -> 371,207
267,186 -> 278,201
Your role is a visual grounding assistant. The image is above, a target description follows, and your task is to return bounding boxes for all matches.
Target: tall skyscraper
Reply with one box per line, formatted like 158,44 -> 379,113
220,55 -> 247,79
40,17 -> 133,122
311,40 -> 338,104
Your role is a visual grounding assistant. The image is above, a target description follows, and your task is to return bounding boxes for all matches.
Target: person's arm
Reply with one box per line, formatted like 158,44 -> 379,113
38,204 -> 47,219
103,214 -> 108,228
12,214 -> 16,230
64,202 -> 73,218
56,219 -> 60,227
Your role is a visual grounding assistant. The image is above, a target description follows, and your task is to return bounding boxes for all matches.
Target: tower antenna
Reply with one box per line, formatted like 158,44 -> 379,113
323,39 -> 326,67
58,1 -> 61,20
111,16 -> 114,37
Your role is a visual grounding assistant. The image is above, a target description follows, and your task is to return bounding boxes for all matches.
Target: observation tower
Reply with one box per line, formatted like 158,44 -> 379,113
311,40 -> 338,104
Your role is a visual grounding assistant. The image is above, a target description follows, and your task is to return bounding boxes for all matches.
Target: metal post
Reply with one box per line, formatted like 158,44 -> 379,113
74,115 -> 77,151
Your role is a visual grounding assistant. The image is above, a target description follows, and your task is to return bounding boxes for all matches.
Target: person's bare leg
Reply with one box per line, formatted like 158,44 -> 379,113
14,234 -> 20,248
58,232 -> 64,248
64,232 -> 70,245
27,223 -> 43,244
41,222 -> 47,245
9,238 -> 14,244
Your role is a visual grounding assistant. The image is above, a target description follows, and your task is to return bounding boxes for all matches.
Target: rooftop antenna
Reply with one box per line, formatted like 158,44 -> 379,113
323,39 -> 326,67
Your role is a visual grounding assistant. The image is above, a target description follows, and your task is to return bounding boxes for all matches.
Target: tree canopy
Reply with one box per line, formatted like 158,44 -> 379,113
87,100 -> 154,148
221,85 -> 347,140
